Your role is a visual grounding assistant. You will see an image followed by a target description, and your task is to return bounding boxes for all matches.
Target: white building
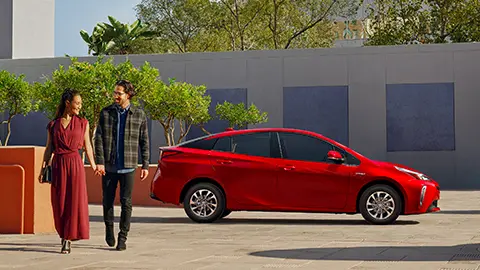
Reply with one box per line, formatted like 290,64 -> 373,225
0,0 -> 55,59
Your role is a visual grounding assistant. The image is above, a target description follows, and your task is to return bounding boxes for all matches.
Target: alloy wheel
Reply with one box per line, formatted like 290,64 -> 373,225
366,191 -> 395,220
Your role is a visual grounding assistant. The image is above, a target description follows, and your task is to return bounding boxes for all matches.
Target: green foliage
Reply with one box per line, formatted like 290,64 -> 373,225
80,16 -> 156,56
135,0 -> 359,52
141,78 -> 211,146
136,0 -> 228,53
215,101 -> 268,129
0,71 -> 34,146
34,57 -> 160,140
365,0 -> 480,45
260,0 -> 358,49
80,25 -> 115,56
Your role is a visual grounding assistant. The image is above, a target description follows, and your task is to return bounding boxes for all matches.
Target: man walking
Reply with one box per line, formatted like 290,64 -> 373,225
94,79 -> 150,251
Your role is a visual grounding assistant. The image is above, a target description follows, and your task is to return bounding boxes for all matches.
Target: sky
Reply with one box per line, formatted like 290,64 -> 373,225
54,0 -> 141,57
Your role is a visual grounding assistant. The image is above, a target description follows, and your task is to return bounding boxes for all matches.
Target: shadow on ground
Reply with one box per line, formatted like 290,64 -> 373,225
433,210 -> 480,215
0,242 -> 111,254
249,243 -> 480,262
89,215 -> 419,226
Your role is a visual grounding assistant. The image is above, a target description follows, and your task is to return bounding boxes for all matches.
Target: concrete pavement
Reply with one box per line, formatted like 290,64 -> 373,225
1,191 -> 480,269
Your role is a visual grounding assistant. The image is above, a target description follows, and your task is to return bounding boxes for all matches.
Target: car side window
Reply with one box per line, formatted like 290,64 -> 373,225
334,146 -> 361,166
231,132 -> 272,158
213,137 -> 232,152
279,132 -> 333,163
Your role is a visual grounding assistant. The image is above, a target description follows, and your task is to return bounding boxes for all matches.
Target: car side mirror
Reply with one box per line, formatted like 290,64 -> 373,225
327,150 -> 345,163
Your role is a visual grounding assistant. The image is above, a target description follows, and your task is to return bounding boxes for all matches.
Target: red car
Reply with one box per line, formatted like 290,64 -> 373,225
150,128 -> 440,225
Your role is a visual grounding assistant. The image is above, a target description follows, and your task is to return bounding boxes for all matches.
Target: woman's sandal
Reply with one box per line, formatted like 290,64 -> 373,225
61,239 -> 71,254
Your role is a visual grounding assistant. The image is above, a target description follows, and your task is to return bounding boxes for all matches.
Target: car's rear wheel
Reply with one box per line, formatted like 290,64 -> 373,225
183,183 -> 225,223
359,184 -> 402,225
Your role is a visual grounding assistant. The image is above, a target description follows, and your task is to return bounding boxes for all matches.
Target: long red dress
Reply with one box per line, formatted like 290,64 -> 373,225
47,115 -> 90,241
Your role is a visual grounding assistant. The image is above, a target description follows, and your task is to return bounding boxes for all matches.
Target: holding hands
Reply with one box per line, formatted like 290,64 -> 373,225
95,164 -> 106,176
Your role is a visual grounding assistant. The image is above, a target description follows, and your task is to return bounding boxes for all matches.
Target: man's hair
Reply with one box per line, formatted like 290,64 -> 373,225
115,79 -> 136,99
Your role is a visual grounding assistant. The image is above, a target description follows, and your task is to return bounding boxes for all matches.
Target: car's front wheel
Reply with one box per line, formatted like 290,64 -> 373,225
359,184 -> 402,225
183,183 -> 226,223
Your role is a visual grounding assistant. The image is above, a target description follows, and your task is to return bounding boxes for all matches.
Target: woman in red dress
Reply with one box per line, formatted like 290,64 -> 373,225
38,89 -> 97,254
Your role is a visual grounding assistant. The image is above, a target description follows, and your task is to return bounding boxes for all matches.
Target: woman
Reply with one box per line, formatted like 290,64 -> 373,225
38,89 -> 97,254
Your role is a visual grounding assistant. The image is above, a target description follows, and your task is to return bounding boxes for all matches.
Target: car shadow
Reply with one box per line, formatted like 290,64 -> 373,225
89,215 -> 419,225
249,243 -> 480,262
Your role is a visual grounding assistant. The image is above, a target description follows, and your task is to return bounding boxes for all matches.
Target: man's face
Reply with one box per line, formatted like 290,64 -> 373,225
113,85 -> 129,107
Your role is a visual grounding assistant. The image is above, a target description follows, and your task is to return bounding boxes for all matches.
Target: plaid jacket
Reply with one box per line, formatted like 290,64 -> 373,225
94,104 -> 150,170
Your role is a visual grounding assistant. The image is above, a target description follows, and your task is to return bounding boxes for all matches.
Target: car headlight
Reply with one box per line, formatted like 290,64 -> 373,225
394,166 -> 430,180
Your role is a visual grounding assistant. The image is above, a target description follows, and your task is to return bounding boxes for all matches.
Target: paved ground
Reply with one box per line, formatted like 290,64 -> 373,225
1,191 -> 480,270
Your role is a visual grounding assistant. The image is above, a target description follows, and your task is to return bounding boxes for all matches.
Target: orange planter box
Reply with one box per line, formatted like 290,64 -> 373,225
85,165 -> 178,208
0,146 -> 55,234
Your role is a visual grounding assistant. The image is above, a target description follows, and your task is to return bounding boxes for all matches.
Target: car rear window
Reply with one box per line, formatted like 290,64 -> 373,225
179,137 -> 218,150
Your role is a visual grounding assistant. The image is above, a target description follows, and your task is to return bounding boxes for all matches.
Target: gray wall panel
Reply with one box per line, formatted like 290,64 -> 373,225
386,52 -> 454,84
283,55 -> 348,87
347,54 -> 387,161
185,58 -> 247,88
246,57 -> 283,128
453,50 -> 480,189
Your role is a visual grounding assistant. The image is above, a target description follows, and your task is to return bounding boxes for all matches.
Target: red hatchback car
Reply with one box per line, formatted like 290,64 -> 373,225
150,128 -> 440,225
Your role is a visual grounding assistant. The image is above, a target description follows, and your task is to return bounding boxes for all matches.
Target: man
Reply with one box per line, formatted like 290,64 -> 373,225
94,79 -> 150,251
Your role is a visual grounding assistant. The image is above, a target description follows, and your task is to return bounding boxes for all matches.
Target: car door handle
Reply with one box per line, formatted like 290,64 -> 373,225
216,159 -> 232,165
282,165 -> 295,171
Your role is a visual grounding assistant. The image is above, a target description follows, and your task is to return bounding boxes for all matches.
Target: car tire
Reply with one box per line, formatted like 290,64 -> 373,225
359,184 -> 402,225
183,182 -> 226,223
221,209 -> 232,218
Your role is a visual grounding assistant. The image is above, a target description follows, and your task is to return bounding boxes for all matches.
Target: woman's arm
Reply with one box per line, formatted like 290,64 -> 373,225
84,122 -> 97,171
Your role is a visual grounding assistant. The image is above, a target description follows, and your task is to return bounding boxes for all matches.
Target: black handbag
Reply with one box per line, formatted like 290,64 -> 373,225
42,165 -> 52,183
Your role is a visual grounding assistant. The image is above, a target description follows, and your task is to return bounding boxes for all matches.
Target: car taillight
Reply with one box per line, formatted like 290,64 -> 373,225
159,150 -> 180,161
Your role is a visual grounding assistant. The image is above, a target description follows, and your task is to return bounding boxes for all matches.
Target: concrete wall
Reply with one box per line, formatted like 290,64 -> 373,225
1,43 -> 480,190
0,0 -> 13,59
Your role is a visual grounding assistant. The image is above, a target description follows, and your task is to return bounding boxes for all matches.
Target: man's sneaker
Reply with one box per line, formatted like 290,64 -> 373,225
105,226 -> 116,247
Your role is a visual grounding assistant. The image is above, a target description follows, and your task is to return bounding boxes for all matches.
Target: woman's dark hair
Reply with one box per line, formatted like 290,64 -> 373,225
55,88 -> 80,119
115,79 -> 136,99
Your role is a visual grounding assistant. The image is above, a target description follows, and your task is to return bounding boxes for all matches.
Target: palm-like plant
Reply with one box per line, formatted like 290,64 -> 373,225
80,16 -> 157,55
80,25 -> 115,56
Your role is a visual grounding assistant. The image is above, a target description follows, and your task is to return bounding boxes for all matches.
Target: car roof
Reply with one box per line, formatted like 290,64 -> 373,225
209,127 -> 325,139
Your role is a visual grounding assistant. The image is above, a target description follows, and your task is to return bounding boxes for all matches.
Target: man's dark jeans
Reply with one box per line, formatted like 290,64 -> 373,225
102,171 -> 135,239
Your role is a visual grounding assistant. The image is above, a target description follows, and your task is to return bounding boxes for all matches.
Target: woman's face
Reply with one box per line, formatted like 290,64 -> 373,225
66,95 -> 82,115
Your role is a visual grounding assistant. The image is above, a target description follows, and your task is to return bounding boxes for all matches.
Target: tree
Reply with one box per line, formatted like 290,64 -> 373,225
365,0 -> 480,45
215,101 -> 268,129
136,0 -> 227,53
141,78 -> 211,146
216,0 -> 268,51
34,57 -> 160,143
0,71 -> 34,146
261,0 -> 359,49
80,16 -> 156,56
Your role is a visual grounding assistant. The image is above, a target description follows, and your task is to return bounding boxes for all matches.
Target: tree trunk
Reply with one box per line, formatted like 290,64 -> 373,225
4,116 -> 14,146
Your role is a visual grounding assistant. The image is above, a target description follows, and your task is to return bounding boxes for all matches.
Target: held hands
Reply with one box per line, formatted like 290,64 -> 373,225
95,164 -> 106,176
92,164 -> 147,180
